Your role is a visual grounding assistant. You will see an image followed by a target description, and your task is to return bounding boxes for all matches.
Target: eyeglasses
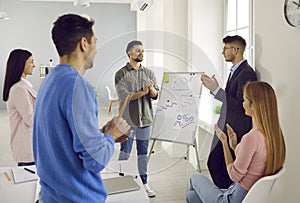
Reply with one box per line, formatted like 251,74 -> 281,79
222,47 -> 239,52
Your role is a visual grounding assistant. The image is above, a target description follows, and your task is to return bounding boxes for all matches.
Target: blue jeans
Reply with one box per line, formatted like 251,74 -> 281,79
118,126 -> 151,184
186,174 -> 248,203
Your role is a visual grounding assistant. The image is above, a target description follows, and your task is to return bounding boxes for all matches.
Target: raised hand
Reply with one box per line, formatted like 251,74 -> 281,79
201,74 -> 219,92
148,79 -> 158,98
226,124 -> 237,150
115,130 -> 133,143
101,116 -> 131,142
214,124 -> 227,143
143,83 -> 151,94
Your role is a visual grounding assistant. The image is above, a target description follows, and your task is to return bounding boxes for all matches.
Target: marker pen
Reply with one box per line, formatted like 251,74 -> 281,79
24,167 -> 36,174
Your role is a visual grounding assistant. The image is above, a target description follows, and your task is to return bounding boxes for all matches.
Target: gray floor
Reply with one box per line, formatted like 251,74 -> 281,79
0,106 -> 211,203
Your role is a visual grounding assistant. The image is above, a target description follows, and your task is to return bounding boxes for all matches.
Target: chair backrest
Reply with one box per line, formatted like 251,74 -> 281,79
242,167 -> 286,203
105,86 -> 112,100
105,86 -> 118,100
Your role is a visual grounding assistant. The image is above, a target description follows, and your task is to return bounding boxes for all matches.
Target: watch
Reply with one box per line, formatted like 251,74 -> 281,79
284,0 -> 300,27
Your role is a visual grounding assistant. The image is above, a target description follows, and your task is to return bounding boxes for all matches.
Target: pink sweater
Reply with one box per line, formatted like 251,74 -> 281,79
227,128 -> 267,191
7,80 -> 36,163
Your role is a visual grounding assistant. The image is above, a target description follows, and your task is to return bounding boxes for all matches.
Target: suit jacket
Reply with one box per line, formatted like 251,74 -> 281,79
208,60 -> 257,188
6,80 -> 36,163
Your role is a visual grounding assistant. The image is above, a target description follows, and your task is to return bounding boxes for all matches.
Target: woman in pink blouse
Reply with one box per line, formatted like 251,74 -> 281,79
3,49 -> 37,166
186,81 -> 286,203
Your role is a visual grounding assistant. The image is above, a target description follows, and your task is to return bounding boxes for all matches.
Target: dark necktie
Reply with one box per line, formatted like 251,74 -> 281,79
226,68 -> 233,87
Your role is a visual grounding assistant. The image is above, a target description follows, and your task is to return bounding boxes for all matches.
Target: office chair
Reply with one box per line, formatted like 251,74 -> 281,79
242,167 -> 286,203
105,86 -> 119,114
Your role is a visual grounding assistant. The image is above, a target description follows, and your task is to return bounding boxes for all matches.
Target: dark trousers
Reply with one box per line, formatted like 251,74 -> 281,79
207,134 -> 233,189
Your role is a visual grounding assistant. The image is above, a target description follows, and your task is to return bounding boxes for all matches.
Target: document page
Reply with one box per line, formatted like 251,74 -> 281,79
11,166 -> 38,184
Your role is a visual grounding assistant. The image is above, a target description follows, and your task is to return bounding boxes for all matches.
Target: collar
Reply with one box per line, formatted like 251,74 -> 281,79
126,62 -> 144,71
21,77 -> 33,88
230,59 -> 246,73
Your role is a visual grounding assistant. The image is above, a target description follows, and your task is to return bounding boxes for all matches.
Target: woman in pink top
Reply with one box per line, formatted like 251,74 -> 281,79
3,49 -> 37,166
186,81 -> 286,203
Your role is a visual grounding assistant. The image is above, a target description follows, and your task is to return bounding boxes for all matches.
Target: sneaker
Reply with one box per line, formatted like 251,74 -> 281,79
144,183 -> 156,198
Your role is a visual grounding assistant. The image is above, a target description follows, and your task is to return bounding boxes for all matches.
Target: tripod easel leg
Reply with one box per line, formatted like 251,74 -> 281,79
194,139 -> 201,172
186,145 -> 190,193
148,139 -> 156,163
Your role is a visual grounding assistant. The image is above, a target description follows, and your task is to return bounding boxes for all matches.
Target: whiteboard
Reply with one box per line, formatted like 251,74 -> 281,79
151,72 -> 203,145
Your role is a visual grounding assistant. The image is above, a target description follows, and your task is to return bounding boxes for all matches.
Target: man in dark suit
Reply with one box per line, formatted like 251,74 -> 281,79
201,35 -> 257,188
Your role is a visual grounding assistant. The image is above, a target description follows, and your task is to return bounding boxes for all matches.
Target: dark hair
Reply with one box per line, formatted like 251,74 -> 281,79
223,35 -> 246,50
3,49 -> 32,101
52,14 -> 95,56
126,40 -> 143,57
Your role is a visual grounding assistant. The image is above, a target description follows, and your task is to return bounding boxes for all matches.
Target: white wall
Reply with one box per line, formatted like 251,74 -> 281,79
254,0 -> 300,202
187,0 -> 223,169
0,0 -> 136,108
135,0 -> 223,161
188,0 -> 223,128
188,0 -> 223,78
136,0 -> 189,75
136,0 -> 191,157
136,0 -> 164,87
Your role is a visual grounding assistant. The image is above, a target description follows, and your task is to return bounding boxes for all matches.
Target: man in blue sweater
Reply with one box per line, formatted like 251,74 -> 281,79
33,14 -> 131,202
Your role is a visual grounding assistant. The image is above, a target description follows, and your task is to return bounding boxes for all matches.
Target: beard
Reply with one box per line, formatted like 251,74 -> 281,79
133,55 -> 143,62
224,55 -> 234,62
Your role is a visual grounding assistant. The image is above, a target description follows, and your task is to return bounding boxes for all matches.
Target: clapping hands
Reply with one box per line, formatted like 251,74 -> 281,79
101,116 -> 133,143
143,79 -> 154,93
214,123 -> 238,150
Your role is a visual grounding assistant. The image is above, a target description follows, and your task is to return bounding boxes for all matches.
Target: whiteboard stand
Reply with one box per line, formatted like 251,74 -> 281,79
148,138 -> 201,172
148,72 -> 203,190
148,136 -> 201,191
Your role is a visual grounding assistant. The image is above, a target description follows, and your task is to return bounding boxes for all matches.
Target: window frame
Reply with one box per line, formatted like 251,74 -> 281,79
224,0 -> 254,79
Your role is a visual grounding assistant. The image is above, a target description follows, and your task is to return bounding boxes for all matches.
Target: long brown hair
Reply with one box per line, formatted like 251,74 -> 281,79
244,81 -> 286,175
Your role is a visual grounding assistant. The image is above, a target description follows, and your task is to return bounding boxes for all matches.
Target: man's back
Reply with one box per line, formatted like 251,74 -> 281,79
33,64 -> 114,202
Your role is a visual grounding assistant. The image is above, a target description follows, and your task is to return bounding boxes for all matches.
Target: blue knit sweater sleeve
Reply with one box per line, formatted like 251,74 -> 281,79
71,76 -> 115,174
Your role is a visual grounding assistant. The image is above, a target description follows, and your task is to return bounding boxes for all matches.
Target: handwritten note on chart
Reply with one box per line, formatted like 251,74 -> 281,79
151,72 -> 203,145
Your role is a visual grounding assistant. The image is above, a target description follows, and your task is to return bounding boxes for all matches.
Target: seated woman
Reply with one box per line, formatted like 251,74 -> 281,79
186,81 -> 286,203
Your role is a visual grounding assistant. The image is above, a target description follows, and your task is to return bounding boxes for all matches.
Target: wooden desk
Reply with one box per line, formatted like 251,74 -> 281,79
0,166 -> 149,203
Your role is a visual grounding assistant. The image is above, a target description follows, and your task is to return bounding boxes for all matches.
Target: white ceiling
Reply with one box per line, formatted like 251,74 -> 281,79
21,0 -> 131,3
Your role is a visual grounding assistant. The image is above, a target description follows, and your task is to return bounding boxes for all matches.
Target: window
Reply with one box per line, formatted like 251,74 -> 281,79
224,0 -> 254,74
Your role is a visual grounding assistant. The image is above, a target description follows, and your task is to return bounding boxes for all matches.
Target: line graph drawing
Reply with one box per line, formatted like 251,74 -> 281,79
156,100 -> 178,113
151,72 -> 203,145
